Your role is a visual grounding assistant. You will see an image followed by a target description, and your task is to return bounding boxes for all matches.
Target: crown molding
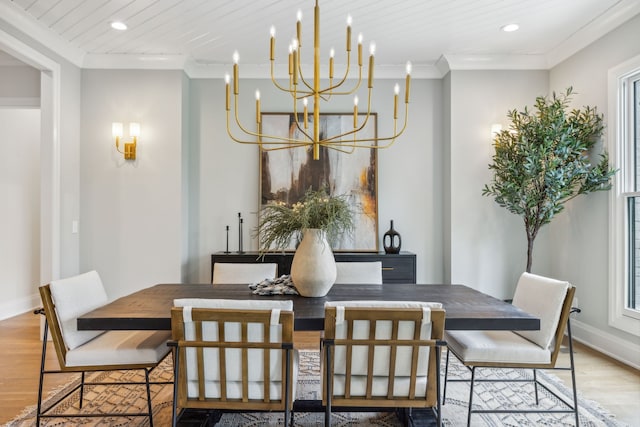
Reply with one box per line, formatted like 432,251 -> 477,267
183,60 -> 440,79
546,0 -> 640,68
0,2 -> 84,67
82,54 -> 188,71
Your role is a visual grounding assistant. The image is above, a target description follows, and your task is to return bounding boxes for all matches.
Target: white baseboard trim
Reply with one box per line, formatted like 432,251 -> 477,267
571,319 -> 640,370
0,293 -> 40,321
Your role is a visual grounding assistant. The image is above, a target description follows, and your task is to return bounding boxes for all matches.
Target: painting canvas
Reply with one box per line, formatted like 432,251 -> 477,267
260,113 -> 378,251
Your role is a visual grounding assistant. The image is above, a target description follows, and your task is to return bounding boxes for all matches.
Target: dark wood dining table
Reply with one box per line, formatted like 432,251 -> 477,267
77,283 -> 539,332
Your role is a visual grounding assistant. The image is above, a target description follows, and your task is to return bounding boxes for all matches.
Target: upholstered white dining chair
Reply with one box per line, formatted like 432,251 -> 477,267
36,270 -> 172,426
334,261 -> 383,284
443,272 -> 579,426
170,298 -> 297,427
322,300 -> 446,427
211,262 -> 278,284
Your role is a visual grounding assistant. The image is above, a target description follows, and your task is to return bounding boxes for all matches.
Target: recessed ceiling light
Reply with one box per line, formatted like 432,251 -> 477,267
501,23 -> 519,32
111,21 -> 127,31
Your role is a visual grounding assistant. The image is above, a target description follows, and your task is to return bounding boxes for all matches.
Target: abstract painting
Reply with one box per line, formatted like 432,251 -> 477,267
259,112 -> 378,251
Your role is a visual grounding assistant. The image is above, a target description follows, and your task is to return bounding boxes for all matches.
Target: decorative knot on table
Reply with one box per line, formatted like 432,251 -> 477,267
249,275 -> 299,296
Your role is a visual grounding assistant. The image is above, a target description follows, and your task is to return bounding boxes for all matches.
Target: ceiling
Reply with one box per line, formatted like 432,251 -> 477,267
1,0 -> 639,77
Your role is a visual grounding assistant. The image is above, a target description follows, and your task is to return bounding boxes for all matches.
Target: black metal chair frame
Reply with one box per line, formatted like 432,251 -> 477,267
35,308 -> 172,426
443,307 -> 581,426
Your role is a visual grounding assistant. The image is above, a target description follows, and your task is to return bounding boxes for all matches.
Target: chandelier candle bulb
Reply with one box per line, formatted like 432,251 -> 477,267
288,45 -> 293,75
297,10 -> 302,47
358,33 -> 363,66
394,84 -> 399,119
303,98 -> 309,129
270,26 -> 275,60
405,61 -> 412,103
225,74 -> 230,111
368,42 -> 375,88
292,47 -> 298,85
346,15 -> 352,51
353,96 -> 358,128
329,48 -> 334,79
232,51 -> 239,95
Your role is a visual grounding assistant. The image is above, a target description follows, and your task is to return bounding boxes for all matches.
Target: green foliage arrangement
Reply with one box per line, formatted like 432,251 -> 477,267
257,188 -> 354,252
483,87 -> 616,272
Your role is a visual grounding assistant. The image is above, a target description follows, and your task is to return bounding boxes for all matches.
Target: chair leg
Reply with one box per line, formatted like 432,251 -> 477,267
36,319 -> 49,426
533,369 -> 539,405
172,347 -> 180,427
442,348 -> 450,404
436,347 -> 442,427
284,348 -> 291,427
145,368 -> 154,427
324,343 -> 332,427
567,319 -> 580,426
467,366 -> 476,427
79,371 -> 85,409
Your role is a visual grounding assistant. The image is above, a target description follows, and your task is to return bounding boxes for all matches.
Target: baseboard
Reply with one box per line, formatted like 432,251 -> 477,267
571,319 -> 640,370
0,293 -> 40,321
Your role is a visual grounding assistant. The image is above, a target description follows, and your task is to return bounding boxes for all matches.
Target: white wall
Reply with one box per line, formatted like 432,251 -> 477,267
548,14 -> 640,352
0,108 -> 40,317
447,70 -> 549,298
0,22 -> 82,320
187,78 -> 444,284
80,70 -> 185,299
0,64 -> 39,106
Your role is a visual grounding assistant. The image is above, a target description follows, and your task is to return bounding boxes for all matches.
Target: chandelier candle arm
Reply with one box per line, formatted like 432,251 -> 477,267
225,0 -> 411,160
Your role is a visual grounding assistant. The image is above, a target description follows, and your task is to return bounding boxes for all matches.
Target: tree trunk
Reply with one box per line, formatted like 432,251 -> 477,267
526,234 -> 535,273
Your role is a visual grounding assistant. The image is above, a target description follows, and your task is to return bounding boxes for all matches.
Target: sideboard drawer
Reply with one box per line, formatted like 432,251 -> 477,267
380,256 -> 416,283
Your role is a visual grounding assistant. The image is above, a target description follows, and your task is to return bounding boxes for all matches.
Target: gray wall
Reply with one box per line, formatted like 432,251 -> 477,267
446,70 -> 549,298
80,70 -> 186,299
548,14 -> 640,351
186,77 -> 444,284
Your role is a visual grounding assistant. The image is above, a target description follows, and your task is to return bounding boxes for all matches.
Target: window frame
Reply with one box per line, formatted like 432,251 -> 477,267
608,54 -> 640,336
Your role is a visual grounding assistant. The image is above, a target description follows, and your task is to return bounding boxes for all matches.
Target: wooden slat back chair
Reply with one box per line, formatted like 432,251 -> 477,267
443,272 -> 579,426
322,301 -> 446,427
36,271 -> 172,426
212,262 -> 278,284
334,262 -> 383,284
170,298 -> 296,427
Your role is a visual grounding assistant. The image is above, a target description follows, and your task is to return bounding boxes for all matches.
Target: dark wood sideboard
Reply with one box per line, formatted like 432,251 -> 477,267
211,251 -> 416,284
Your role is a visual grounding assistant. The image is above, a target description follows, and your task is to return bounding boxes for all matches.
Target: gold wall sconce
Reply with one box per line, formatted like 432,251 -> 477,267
112,122 -> 140,160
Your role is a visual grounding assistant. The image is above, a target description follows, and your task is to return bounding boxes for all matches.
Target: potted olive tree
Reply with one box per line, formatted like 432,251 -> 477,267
483,87 -> 616,272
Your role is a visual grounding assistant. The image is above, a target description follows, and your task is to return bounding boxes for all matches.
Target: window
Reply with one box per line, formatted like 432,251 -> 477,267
609,54 -> 640,336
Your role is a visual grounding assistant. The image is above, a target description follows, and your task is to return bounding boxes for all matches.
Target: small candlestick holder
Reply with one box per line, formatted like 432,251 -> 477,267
224,225 -> 230,253
238,213 -> 245,254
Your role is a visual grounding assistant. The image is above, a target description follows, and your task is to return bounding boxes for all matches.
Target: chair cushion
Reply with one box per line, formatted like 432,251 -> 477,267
334,262 -> 383,284
212,263 -> 278,284
65,330 -> 171,367
49,270 -> 108,350
186,350 -> 299,400
325,301 -> 442,377
511,272 -> 569,350
445,329 -> 551,365
174,298 -> 295,396
332,374 -> 428,398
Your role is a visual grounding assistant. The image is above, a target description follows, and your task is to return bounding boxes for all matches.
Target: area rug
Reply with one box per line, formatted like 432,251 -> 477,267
5,350 -> 627,426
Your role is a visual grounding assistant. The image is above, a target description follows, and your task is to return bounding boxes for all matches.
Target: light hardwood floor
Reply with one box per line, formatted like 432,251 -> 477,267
1,312 -> 638,425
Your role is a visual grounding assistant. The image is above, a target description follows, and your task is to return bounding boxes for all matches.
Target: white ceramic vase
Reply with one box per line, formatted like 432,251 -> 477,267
290,228 -> 337,297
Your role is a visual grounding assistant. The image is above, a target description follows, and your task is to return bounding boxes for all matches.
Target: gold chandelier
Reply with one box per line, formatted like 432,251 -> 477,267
224,0 -> 411,160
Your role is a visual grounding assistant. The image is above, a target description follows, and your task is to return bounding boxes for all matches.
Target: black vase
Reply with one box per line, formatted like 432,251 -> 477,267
383,220 -> 401,254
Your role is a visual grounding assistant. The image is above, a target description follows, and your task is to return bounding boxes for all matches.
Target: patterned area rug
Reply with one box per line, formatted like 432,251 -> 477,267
5,350 -> 627,426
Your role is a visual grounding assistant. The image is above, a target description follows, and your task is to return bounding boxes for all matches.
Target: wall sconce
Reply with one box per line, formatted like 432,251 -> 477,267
112,122 -> 140,160
490,123 -> 502,138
